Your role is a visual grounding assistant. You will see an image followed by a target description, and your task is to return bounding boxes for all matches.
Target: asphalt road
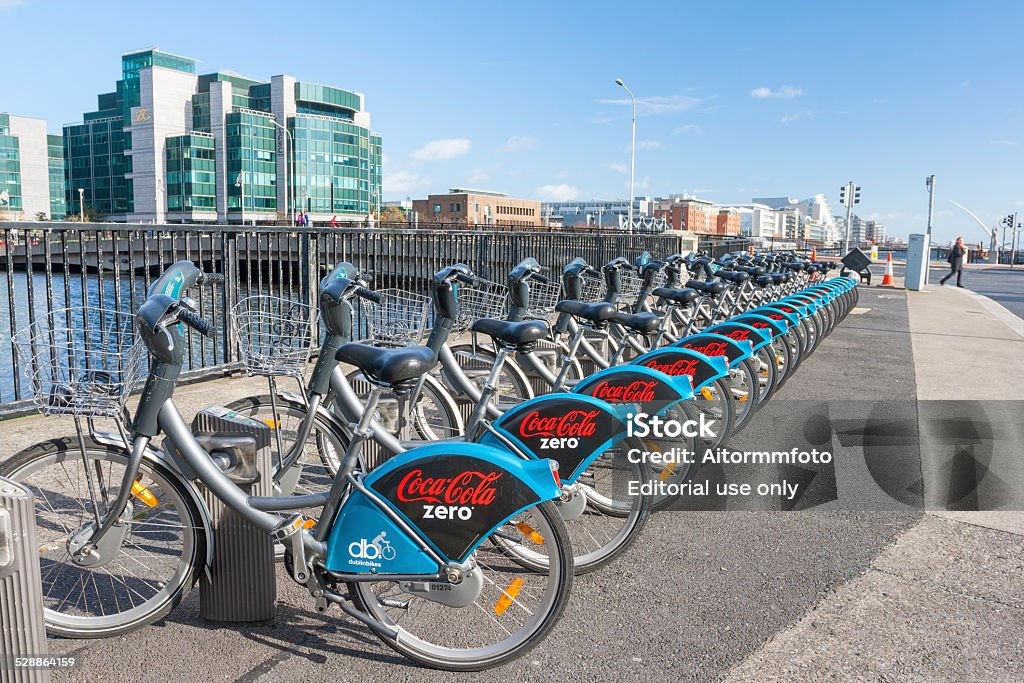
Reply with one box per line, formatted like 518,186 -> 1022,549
47,287 -> 923,682
867,260 -> 1024,320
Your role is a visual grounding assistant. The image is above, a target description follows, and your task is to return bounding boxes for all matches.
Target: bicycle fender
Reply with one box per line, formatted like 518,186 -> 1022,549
731,314 -> 789,338
572,364 -> 695,416
761,301 -> 810,319
481,393 -> 632,484
325,442 -> 559,573
672,333 -> 756,365
631,347 -> 729,391
703,322 -> 772,352
747,306 -> 800,329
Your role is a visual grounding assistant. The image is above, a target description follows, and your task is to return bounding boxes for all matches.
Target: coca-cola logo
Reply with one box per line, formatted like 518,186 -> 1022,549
644,358 -> 700,376
396,469 -> 501,506
519,409 -> 600,438
591,380 -> 657,403
720,329 -> 751,342
683,341 -> 729,357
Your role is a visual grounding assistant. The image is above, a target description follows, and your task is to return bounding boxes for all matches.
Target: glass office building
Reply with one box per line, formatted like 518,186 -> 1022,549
0,113 -> 65,220
64,47 -> 382,224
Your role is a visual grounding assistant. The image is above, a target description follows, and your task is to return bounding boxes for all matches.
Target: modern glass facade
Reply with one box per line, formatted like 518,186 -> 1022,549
165,133 -> 216,213
0,114 -> 22,213
47,134 -> 66,219
64,49 -> 381,223
225,110 -> 277,213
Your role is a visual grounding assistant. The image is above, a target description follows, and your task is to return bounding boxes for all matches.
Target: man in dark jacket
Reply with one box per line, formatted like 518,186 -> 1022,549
940,237 -> 966,287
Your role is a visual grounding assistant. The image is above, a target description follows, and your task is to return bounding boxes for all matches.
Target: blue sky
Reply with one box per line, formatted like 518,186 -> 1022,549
2,0 -> 1022,243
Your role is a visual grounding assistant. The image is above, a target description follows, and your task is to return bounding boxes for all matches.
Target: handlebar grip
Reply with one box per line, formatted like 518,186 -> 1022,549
355,287 -> 383,304
178,308 -> 213,336
530,272 -> 550,284
455,272 -> 476,285
201,272 -> 225,285
584,266 -> 602,277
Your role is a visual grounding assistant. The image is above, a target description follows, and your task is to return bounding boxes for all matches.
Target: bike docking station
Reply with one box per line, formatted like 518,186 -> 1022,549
188,406 -> 277,624
0,477 -> 49,683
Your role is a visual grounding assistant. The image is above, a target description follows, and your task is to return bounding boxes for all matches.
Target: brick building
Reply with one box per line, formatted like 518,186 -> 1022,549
653,197 -> 715,234
412,188 -> 541,228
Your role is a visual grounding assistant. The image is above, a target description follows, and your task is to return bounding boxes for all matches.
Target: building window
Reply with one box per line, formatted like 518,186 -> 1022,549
433,203 -> 441,213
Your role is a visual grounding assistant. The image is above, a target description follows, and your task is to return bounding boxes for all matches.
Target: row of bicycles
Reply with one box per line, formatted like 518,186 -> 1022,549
4,247 -> 856,670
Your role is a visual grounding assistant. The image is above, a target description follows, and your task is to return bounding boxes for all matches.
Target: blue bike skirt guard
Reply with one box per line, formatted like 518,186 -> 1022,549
671,333 -> 756,366
481,392 -> 632,484
631,346 -> 730,391
703,321 -> 773,352
325,442 -> 560,574
572,364 -> 695,417
731,313 -> 790,337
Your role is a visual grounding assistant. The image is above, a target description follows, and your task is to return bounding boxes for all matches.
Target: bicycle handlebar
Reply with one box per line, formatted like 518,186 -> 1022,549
201,272 -> 225,285
355,286 -> 383,304
178,308 -> 213,336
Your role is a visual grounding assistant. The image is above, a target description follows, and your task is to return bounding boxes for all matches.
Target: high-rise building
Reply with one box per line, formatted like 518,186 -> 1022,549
63,48 -> 382,224
0,113 -> 65,220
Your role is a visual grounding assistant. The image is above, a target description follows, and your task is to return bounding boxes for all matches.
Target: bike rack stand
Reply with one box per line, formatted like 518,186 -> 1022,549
192,407 -> 277,624
0,477 -> 50,683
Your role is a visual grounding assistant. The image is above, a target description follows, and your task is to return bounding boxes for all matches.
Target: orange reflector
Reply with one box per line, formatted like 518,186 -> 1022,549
515,521 -> 544,545
131,481 -> 158,508
260,419 -> 278,429
700,387 -> 714,400
302,518 -> 317,529
494,578 -> 525,616
738,394 -> 749,404
659,460 -> 677,481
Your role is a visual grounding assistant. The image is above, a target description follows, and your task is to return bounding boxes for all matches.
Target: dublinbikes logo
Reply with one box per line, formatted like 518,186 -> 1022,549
348,531 -> 397,568
396,469 -> 503,520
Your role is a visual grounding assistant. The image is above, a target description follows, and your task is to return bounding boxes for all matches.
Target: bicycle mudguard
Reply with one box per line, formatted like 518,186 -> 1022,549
672,333 -> 756,366
703,322 -> 773,352
731,313 -> 789,338
325,442 -> 560,574
749,305 -> 802,327
783,295 -> 819,313
763,301 -> 811,319
480,393 -> 632,484
572,364 -> 695,417
631,347 -> 730,391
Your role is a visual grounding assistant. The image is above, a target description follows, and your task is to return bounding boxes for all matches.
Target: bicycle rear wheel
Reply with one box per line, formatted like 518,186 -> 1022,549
0,438 -> 205,638
347,500 -> 572,671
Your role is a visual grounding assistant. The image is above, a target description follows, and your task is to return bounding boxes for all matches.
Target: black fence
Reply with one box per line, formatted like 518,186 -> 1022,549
0,221 -> 702,416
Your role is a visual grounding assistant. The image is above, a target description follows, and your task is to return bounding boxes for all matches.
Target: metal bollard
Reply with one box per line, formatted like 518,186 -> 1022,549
192,407 -> 277,624
0,477 -> 50,683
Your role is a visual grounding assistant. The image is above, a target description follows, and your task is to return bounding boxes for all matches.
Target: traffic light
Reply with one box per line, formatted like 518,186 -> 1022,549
854,186 -> 861,205
839,186 -> 847,206
1002,214 -> 1014,227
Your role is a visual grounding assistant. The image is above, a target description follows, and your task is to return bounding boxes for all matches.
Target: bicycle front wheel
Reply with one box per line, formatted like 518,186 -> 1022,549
348,500 -> 573,671
0,437 -> 205,638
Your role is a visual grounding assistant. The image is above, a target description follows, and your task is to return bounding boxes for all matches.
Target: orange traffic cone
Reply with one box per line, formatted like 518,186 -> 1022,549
749,246 -> 754,255
880,252 -> 895,287
811,247 -> 817,261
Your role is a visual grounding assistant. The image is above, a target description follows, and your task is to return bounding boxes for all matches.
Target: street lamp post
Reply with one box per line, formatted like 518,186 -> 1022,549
268,117 -> 294,225
615,78 -> 636,232
925,175 -> 936,283
77,188 -> 84,223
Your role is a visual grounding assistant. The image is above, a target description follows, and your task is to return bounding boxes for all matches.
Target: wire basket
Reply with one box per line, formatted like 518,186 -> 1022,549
526,279 -> 564,319
455,279 -> 509,332
231,295 -> 315,378
616,269 -> 667,305
358,289 -> 432,346
578,272 -> 607,303
12,306 -> 146,417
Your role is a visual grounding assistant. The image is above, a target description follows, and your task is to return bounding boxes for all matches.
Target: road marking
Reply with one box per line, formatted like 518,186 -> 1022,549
849,308 -> 871,315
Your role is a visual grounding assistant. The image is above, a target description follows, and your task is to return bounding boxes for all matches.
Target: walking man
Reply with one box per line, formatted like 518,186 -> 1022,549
940,236 -> 966,287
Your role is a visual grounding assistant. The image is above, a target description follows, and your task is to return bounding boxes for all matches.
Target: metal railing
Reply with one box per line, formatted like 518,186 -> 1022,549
0,221 -> 694,416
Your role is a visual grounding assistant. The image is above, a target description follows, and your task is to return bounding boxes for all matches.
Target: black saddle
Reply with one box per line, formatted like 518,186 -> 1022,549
555,300 -> 617,323
652,286 -> 699,305
686,280 -> 728,295
336,343 -> 436,390
471,318 -> 549,350
755,275 -> 775,287
715,271 -> 750,284
772,273 -> 789,285
734,266 -> 765,277
612,311 -> 661,335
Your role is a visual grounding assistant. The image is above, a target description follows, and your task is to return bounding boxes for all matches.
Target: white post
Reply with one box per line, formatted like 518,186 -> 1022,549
616,78 -> 637,232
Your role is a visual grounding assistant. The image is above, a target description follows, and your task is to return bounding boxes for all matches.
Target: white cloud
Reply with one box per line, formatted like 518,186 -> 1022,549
410,138 -> 472,162
990,139 -> 1018,146
637,140 -> 661,150
380,152 -> 391,165
535,184 -> 580,201
750,85 -> 804,99
0,0 -> 26,8
465,168 -> 491,184
497,135 -> 537,152
605,162 -> 628,174
385,170 -> 430,194
673,124 -> 701,135
596,94 -> 702,116
780,111 -> 813,123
